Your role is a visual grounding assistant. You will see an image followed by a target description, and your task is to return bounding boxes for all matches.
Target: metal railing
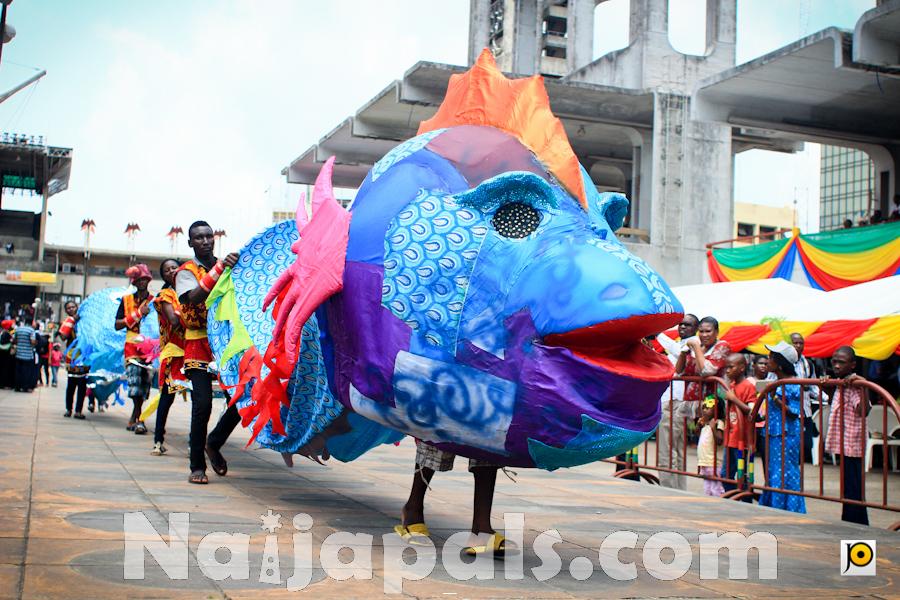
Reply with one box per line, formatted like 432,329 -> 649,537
607,375 -> 900,530
705,228 -> 793,250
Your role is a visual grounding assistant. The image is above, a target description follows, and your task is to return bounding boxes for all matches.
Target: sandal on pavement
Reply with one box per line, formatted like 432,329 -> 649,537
63,411 -> 72,418
73,413 -> 86,420
205,445 -> 227,476
393,523 -> 432,546
464,534 -> 507,559
189,470 -> 208,484
134,422 -> 147,435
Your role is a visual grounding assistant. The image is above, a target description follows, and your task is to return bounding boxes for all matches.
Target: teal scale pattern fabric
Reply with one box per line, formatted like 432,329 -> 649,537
381,189 -> 488,350
527,415 -> 654,471
255,314 -> 342,452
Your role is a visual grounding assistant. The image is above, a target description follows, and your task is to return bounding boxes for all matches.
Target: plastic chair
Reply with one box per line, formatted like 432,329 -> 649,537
865,405 -> 900,472
811,405 -> 835,466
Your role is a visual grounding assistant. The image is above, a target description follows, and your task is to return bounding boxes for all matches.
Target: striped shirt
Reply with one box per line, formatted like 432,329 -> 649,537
14,325 -> 35,360
825,386 -> 866,457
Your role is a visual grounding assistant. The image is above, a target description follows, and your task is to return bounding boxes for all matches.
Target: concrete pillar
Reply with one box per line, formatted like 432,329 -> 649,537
468,0 -> 493,64
495,0 -> 540,75
629,0 -> 668,45
567,0 -> 596,73
37,181 -> 48,263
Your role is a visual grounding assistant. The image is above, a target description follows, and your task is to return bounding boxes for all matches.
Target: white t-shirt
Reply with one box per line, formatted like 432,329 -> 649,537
175,267 -> 200,298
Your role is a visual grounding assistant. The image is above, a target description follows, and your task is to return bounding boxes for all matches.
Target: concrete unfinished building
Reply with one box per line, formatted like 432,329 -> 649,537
285,0 -> 900,285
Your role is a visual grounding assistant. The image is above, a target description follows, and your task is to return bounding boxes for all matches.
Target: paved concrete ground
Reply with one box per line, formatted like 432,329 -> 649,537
2,382 -> 898,599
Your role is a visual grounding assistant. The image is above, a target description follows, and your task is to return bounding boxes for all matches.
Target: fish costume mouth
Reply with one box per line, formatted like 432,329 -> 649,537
542,314 -> 677,382
207,49 -> 684,471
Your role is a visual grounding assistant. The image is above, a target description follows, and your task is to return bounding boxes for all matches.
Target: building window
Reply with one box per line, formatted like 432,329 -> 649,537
758,225 -> 777,239
736,222 -> 755,238
819,145 -> 875,230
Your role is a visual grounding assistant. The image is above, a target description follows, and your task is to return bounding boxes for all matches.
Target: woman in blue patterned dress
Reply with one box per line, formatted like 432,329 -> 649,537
759,342 -> 806,513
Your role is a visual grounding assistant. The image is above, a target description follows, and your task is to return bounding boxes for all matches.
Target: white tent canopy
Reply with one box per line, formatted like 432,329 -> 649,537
671,276 -> 900,323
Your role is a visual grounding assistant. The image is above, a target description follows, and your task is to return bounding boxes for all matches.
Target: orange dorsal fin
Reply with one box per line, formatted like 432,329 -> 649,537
418,49 -> 586,210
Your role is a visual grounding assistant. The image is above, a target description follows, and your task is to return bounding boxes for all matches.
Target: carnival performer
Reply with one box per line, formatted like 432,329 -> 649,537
176,221 -> 241,484
115,264 -> 154,434
151,259 -> 185,456
758,341 -> 806,514
57,300 -> 90,418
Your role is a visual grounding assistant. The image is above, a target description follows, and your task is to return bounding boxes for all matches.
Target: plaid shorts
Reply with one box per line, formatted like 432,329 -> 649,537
126,362 -> 151,400
414,439 -> 497,473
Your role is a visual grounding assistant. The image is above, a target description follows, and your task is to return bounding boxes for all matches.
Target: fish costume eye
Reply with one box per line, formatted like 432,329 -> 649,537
492,202 -> 540,238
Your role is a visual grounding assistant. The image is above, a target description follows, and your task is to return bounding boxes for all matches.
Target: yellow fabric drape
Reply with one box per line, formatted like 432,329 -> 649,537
746,321 -> 822,356
852,315 -> 900,360
797,236 -> 900,281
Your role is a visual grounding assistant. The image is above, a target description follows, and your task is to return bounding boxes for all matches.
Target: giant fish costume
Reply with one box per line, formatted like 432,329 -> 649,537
209,51 -> 684,470
68,285 -> 160,375
67,285 -> 160,402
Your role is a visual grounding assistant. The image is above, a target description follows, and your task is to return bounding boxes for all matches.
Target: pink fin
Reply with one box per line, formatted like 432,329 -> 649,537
266,156 -> 350,364
295,191 -> 309,229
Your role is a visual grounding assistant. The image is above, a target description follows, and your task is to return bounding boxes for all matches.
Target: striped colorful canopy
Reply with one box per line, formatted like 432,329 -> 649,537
708,221 -> 900,290
670,278 -> 900,360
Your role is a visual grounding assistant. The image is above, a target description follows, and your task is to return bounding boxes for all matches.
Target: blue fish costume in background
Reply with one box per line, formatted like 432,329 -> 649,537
207,51 -> 684,469
67,286 -> 160,403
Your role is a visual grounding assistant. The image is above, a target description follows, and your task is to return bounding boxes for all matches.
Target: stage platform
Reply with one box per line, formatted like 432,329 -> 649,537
1,383 -> 897,599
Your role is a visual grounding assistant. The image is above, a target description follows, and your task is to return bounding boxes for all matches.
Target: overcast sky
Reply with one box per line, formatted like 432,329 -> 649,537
0,0 -> 875,254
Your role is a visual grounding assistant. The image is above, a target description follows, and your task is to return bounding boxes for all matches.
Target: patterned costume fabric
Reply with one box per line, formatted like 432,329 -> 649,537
177,260 -> 214,369
206,219 -> 403,457
154,287 -> 186,390
210,51 -> 684,469
121,293 -> 152,363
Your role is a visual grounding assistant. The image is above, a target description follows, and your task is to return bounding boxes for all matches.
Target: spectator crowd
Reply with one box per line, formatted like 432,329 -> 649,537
653,314 -> 900,526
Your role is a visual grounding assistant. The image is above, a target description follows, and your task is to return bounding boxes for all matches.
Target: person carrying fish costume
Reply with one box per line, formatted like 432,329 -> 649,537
176,221 -> 241,484
57,300 -> 91,417
115,263 -> 154,434
151,259 -> 186,456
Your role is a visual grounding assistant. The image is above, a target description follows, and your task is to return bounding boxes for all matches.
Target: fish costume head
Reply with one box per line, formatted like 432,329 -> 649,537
220,50 -> 683,470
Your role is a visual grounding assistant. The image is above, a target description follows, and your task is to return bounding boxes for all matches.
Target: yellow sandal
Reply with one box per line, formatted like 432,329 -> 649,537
393,522 -> 432,546
464,533 -> 506,558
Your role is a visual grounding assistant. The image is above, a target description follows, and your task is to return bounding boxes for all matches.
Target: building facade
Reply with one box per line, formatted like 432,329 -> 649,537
733,202 -> 795,245
819,145 -> 877,230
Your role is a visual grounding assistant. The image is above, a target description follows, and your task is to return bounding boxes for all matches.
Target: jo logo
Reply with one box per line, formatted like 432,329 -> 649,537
840,540 -> 875,576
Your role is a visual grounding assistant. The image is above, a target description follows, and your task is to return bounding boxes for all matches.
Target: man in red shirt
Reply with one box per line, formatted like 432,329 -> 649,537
722,353 -> 757,500
824,346 -> 869,525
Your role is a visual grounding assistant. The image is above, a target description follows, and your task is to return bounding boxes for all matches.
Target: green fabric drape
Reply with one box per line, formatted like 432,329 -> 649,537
206,268 -> 253,366
802,221 -> 900,253
711,237 -> 790,269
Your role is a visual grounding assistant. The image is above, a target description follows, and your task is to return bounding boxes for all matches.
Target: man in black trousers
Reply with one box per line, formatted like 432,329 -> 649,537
176,221 -> 241,484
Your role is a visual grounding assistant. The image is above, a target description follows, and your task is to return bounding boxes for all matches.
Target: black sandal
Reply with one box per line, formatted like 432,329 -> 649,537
205,445 -> 228,476
189,470 -> 208,484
